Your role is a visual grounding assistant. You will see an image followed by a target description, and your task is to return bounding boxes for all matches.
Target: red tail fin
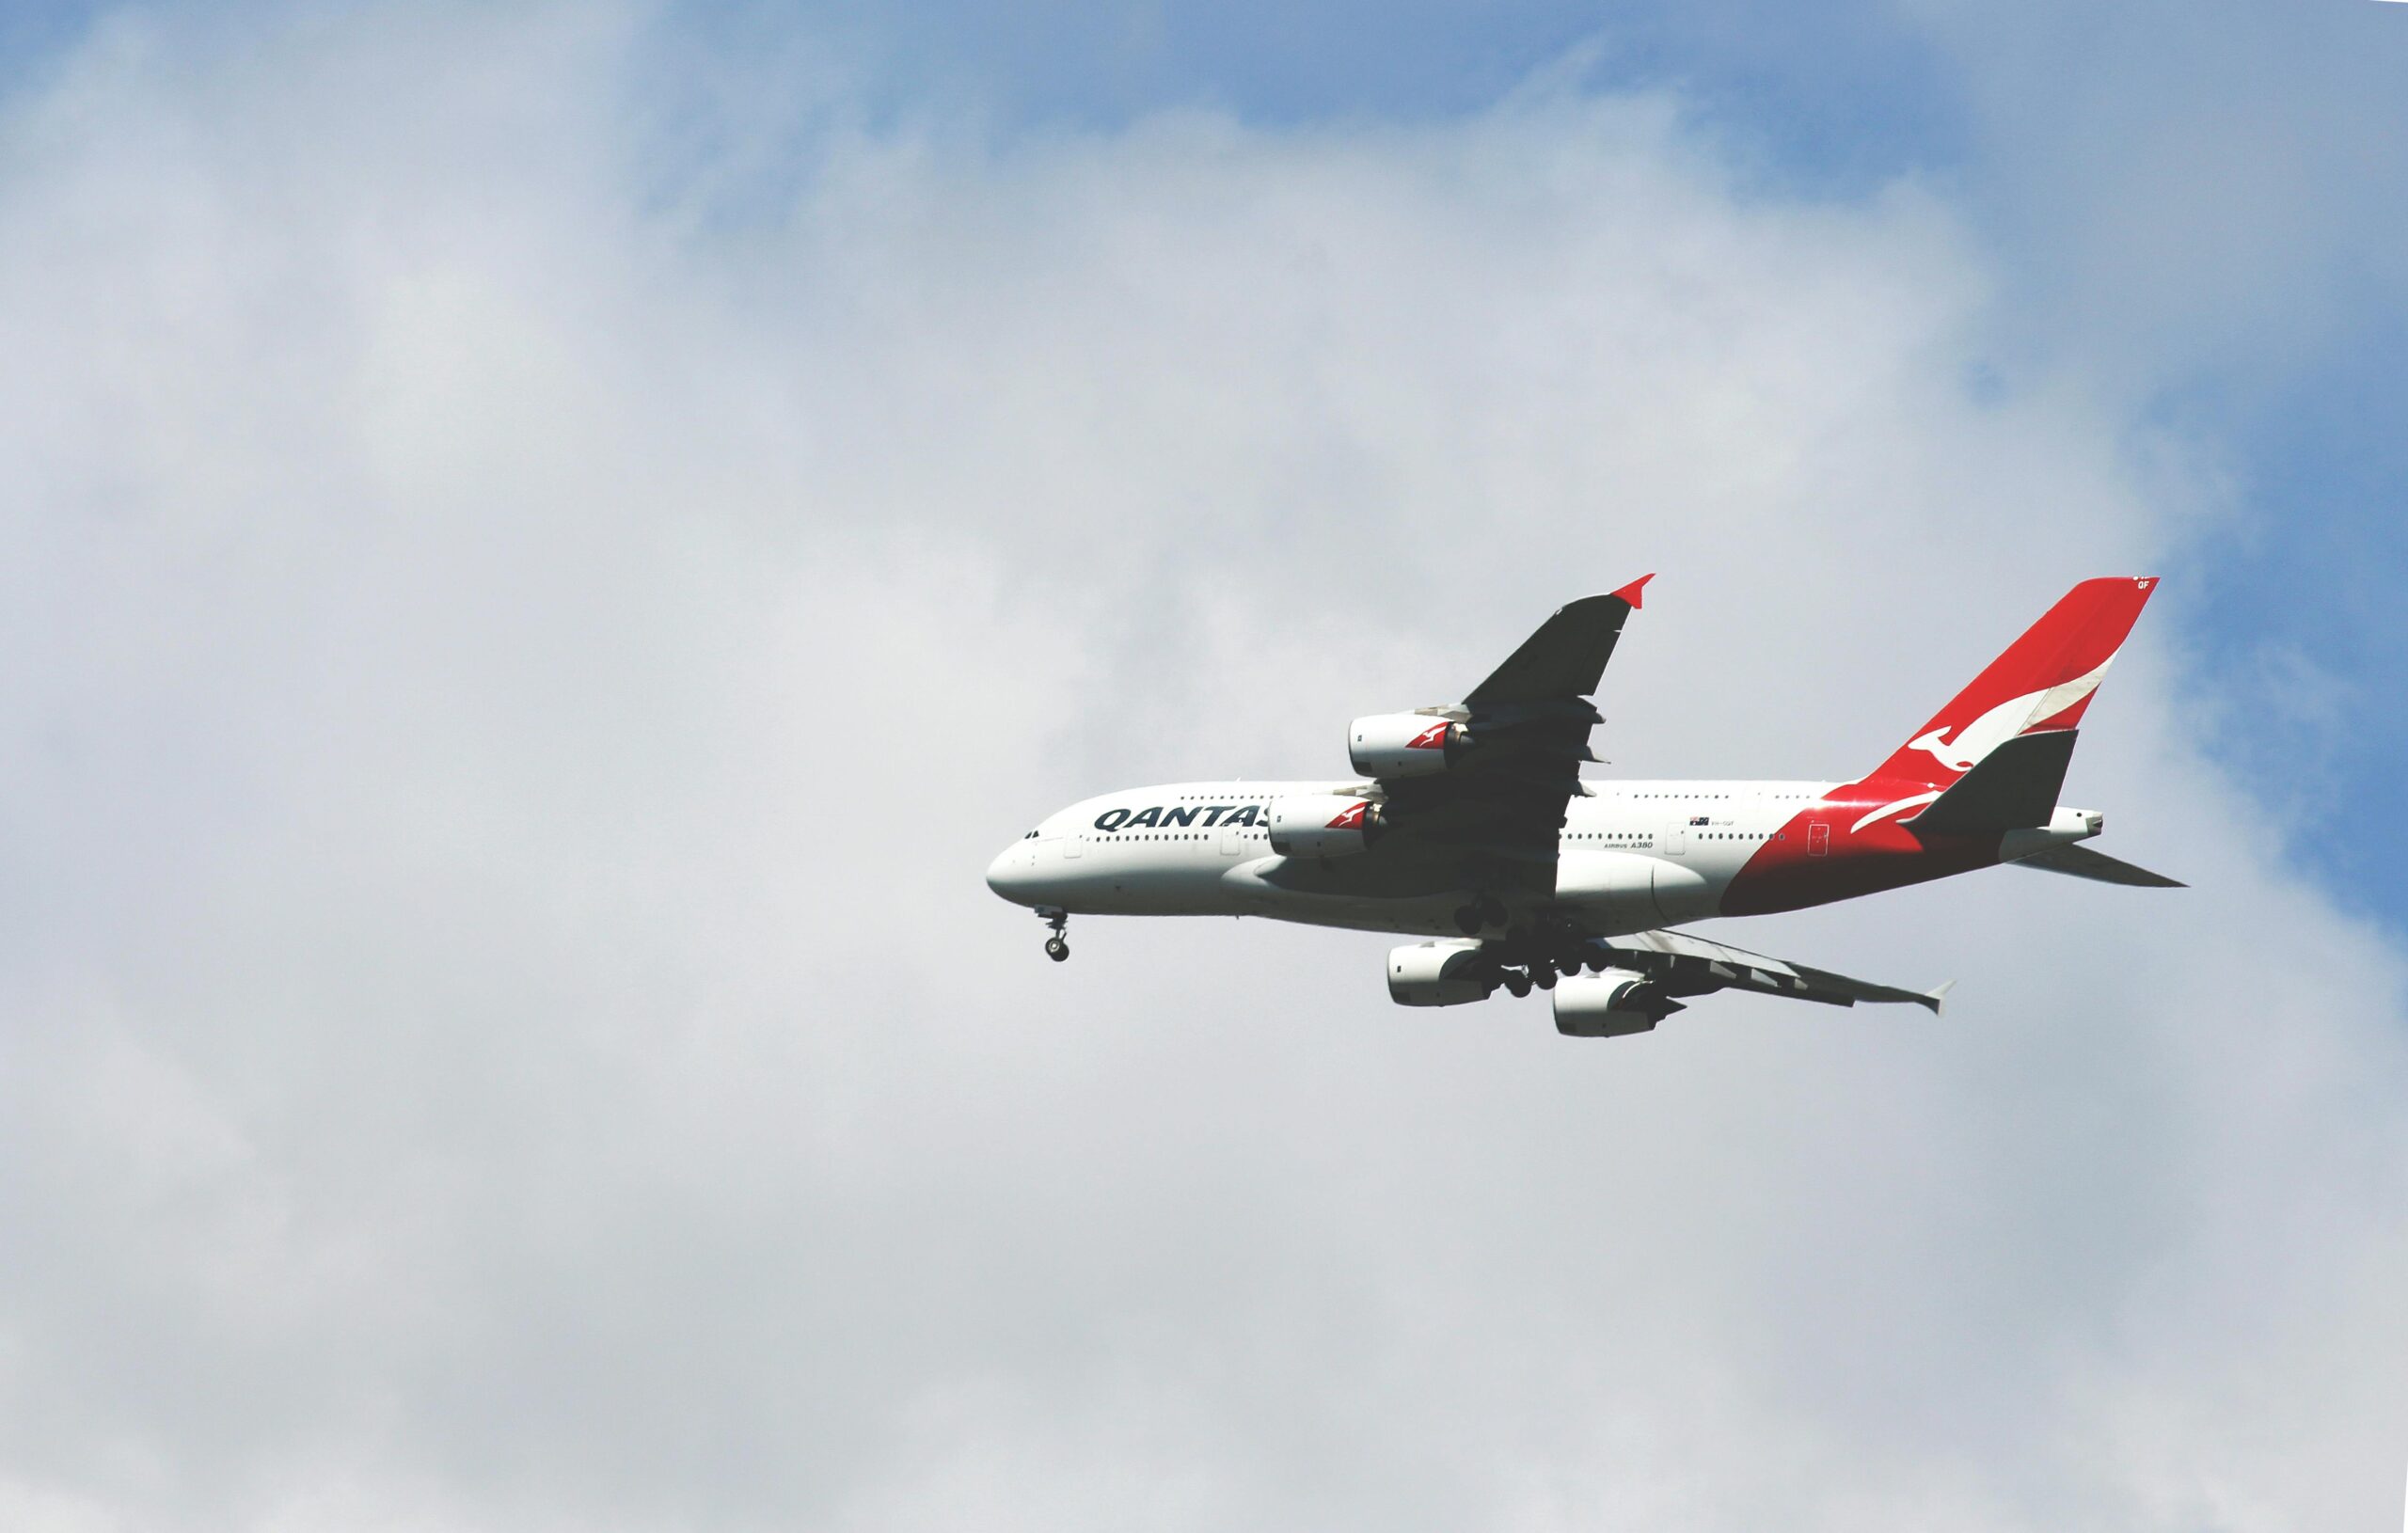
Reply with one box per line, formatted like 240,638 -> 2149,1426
1869,577 -> 2158,785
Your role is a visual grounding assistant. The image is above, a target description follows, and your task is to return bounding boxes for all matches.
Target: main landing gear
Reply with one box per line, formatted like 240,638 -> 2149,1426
1038,908 -> 1069,962
1478,922 -> 1606,999
1452,895 -> 1508,936
1496,956 -> 1567,998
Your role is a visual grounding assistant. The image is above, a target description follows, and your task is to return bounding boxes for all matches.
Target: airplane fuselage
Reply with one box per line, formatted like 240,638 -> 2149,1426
986,775 -> 2102,940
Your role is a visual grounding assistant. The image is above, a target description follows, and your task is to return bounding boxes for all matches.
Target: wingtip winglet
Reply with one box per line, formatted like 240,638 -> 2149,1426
1612,573 -> 1655,609
1923,979 -> 1958,1017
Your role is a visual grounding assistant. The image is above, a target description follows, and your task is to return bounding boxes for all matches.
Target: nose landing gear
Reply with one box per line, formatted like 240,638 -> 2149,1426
1038,908 -> 1069,962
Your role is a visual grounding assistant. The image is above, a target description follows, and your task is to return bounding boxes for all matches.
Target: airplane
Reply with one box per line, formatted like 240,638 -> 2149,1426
985,577 -> 2180,1037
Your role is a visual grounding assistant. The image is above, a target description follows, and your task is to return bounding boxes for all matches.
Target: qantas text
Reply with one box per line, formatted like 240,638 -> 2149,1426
1093,803 -> 1263,832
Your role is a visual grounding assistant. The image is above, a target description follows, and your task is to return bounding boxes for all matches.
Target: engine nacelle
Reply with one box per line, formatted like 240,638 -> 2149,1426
1267,796 -> 1384,858
1387,940 -> 1497,1007
1552,969 -> 1681,1038
1349,712 -> 1464,778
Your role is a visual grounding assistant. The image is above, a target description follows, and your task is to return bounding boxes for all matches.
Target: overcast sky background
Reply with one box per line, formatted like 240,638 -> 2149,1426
1,3 -> 2404,1529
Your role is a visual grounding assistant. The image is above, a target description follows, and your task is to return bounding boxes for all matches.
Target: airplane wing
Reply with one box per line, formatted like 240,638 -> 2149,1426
1373,578 -> 1652,881
1585,928 -> 1953,1014
1465,584 -> 1651,704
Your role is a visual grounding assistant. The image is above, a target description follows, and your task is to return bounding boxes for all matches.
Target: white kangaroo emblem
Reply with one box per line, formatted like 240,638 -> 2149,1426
1906,726 -> 1985,775
1906,654 -> 2120,777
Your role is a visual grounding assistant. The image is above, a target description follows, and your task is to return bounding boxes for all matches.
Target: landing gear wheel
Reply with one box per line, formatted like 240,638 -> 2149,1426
1503,971 -> 1532,999
1478,895 -> 1508,928
1037,907 -> 1069,962
1453,904 -> 1483,936
1555,955 -> 1581,977
1531,965 -> 1557,991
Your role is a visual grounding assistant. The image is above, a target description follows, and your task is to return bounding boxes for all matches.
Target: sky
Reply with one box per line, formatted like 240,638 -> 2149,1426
0,3 -> 2404,1530
657,0 -> 2408,915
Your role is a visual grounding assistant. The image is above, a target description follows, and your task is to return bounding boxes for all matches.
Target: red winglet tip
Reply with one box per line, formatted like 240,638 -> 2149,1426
1612,574 -> 1655,609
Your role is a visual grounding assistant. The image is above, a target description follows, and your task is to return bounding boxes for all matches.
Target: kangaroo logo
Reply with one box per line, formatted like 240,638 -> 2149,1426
1326,801 -> 1370,830
1905,719 -> 2003,775
1907,656 -> 2119,777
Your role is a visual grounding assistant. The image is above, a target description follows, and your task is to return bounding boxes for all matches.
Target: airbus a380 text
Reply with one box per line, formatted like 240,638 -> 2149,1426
987,577 -> 2178,1037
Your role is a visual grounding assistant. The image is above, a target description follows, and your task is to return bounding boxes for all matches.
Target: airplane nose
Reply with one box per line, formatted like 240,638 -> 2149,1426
986,844 -> 1034,904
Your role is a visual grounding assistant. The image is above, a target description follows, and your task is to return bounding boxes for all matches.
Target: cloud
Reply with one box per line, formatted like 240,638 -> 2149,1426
0,6 -> 2400,1529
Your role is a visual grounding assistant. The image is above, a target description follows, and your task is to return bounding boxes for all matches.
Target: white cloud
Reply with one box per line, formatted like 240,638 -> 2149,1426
0,7 -> 2400,1530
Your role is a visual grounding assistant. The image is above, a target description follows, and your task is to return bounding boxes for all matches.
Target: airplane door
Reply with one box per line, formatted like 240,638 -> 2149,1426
1219,820 -> 1243,856
1065,830 -> 1085,860
1807,822 -> 1829,857
1663,820 -> 1688,855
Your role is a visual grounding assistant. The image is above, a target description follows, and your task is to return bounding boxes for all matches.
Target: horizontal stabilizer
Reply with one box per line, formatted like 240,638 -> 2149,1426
2009,843 -> 2186,888
1905,729 -> 2077,835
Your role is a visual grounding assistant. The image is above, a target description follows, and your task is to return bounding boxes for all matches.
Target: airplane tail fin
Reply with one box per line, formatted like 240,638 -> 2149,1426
1868,577 -> 2158,787
1905,730 -> 2078,832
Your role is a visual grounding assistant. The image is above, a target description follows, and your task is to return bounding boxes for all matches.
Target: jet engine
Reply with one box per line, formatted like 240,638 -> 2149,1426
1267,796 -> 1384,858
1348,713 -> 1465,778
1551,969 -> 1685,1038
1386,940 -> 1497,1007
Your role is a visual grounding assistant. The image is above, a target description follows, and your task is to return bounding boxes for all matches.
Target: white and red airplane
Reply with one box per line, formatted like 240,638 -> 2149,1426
986,577 -> 2178,1036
